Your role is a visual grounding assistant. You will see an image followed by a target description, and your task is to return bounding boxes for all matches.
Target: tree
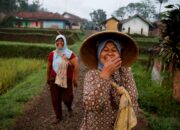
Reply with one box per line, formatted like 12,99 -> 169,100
0,0 -> 41,13
18,0 -> 29,11
114,7 -> 126,20
0,0 -> 17,13
114,0 -> 156,19
90,9 -> 107,25
28,0 -> 41,12
155,0 -> 168,19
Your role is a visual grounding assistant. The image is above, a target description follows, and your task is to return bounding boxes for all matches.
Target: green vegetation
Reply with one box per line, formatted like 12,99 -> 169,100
0,28 -> 84,44
134,36 -> 160,48
0,63 -> 46,130
0,32 -> 85,58
132,61 -> 180,130
0,58 -> 45,94
0,41 -> 54,59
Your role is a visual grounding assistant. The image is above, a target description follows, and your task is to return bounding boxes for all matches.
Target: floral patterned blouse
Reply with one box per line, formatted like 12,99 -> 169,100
80,67 -> 139,130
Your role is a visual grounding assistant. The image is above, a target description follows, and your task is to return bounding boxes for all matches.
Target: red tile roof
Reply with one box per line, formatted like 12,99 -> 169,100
15,12 -> 65,20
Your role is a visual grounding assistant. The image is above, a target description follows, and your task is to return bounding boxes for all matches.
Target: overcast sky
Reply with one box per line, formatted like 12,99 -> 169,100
29,0 -> 179,20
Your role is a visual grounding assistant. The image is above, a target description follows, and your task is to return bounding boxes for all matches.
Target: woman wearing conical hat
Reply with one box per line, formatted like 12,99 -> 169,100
80,31 -> 139,130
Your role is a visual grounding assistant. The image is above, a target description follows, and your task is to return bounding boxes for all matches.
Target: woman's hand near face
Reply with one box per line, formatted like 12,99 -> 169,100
100,55 -> 122,80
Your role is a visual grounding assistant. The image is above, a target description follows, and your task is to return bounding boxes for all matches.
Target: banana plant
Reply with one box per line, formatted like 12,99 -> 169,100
160,4 -> 180,71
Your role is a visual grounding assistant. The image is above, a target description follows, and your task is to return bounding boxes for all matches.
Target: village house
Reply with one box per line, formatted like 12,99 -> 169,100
62,12 -> 87,29
101,17 -> 120,31
14,12 -> 70,29
102,14 -> 153,36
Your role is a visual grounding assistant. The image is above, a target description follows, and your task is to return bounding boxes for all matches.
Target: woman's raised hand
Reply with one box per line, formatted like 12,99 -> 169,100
100,55 -> 122,80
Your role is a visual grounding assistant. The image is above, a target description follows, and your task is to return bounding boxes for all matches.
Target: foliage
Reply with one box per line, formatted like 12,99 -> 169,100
0,0 -> 42,13
114,7 -> 126,20
0,42 -> 54,59
0,0 -> 18,13
159,4 -> 180,69
132,61 -> 180,130
0,58 -> 45,94
0,16 -> 16,27
90,9 -> 107,25
0,62 -> 46,130
114,0 -> 156,19
27,0 -> 41,12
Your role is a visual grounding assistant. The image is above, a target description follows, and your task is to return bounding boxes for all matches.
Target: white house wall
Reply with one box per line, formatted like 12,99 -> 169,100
122,17 -> 149,36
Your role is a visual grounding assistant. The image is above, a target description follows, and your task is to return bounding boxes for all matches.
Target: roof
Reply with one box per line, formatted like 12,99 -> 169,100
120,14 -> 153,27
63,12 -> 81,20
15,12 -> 66,20
101,16 -> 120,24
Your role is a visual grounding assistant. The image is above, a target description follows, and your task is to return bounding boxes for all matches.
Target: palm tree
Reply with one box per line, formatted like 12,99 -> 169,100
155,0 -> 168,19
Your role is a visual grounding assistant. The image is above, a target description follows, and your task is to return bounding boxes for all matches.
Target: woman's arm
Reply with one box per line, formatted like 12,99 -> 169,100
122,67 -> 139,115
70,56 -> 79,87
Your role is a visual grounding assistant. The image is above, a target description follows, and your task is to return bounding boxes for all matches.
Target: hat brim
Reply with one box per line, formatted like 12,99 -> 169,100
80,31 -> 139,69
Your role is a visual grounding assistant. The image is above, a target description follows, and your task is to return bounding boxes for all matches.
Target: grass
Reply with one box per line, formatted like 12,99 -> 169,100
132,61 -> 180,130
0,58 -> 45,94
0,62 -> 46,130
0,41 -> 54,47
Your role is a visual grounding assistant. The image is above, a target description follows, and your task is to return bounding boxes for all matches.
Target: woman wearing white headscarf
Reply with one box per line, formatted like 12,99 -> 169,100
46,34 -> 78,124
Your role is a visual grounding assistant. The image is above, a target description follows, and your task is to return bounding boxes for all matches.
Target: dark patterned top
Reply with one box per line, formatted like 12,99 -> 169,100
80,67 -> 139,130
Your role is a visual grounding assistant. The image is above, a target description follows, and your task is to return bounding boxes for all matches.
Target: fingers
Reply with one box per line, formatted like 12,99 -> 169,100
109,56 -> 122,69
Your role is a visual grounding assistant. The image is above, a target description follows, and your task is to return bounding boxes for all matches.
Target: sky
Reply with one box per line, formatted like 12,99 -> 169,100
29,0 -> 179,20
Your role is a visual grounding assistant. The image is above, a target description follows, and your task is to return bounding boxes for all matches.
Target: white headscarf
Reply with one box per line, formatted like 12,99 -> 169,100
53,34 -> 72,73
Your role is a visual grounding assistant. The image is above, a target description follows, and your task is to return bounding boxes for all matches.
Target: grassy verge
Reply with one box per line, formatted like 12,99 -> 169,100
0,58 -> 45,94
0,63 -> 46,130
132,61 -> 180,130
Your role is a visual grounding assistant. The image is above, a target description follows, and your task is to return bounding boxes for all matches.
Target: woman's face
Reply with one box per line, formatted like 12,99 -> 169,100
56,38 -> 64,49
100,42 -> 120,65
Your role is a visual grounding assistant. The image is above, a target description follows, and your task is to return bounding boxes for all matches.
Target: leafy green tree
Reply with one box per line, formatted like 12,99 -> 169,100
114,7 -> 126,20
18,0 -> 29,11
0,0 -> 41,13
28,0 -> 41,12
90,9 -> 107,25
0,0 -> 17,13
114,0 -> 156,19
